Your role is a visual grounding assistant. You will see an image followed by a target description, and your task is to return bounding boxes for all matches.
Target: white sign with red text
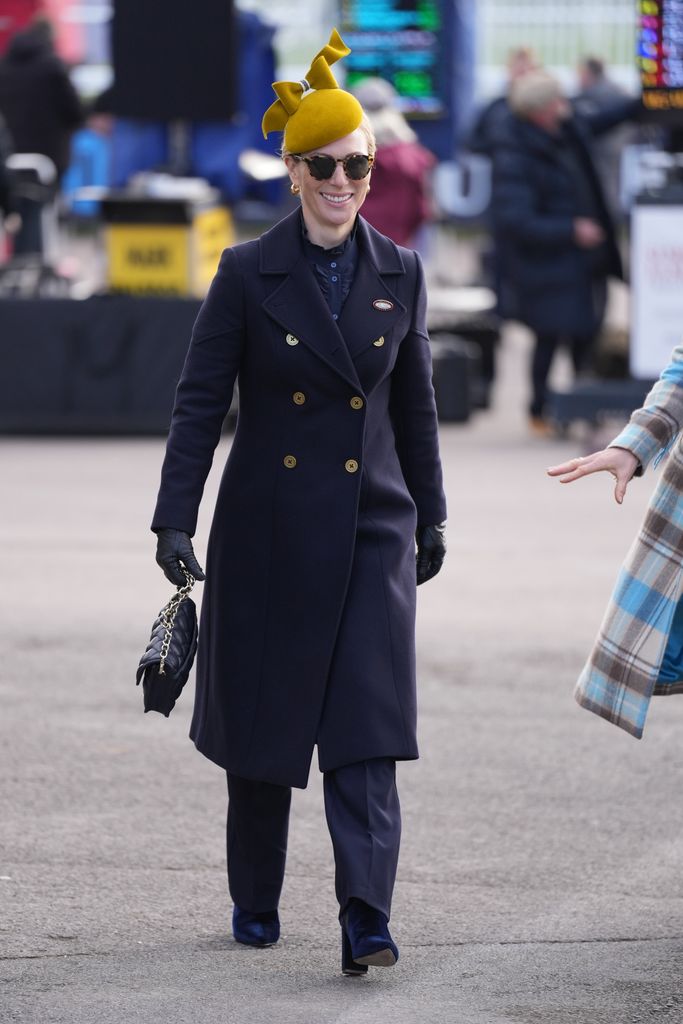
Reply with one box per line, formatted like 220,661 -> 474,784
632,202 -> 683,378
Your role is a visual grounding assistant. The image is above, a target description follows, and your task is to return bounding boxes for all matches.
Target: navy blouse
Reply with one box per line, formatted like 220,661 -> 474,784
301,214 -> 358,321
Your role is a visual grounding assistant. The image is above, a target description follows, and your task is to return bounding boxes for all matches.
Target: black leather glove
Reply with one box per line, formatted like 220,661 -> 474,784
155,528 -> 206,587
416,523 -> 446,585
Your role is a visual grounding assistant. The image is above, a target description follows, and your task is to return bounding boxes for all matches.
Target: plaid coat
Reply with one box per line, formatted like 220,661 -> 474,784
575,345 -> 683,738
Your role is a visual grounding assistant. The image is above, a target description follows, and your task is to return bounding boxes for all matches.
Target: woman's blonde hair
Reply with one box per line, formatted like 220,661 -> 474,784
280,111 -> 376,159
508,70 -> 564,118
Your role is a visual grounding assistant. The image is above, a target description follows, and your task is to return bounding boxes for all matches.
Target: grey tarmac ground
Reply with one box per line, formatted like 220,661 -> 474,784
3,323 -> 683,1024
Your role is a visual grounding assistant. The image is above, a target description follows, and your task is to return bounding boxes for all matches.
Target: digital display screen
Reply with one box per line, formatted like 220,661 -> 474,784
341,0 -> 444,118
638,0 -> 683,111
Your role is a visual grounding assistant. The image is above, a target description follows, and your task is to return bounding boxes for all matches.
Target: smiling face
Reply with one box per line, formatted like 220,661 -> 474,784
284,128 -> 373,248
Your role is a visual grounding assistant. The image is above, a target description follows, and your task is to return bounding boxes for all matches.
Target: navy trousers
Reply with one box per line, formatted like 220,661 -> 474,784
226,758 -> 401,920
530,331 -> 595,417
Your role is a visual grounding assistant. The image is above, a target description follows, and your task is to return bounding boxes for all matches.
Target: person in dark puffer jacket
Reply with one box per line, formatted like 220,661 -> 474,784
490,69 -> 636,433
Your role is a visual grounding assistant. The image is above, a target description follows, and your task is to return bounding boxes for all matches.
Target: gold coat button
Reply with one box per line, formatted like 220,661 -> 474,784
373,336 -> 385,347
344,459 -> 359,474
283,455 -> 297,468
293,392 -> 306,405
286,334 -> 299,346
350,396 -> 364,410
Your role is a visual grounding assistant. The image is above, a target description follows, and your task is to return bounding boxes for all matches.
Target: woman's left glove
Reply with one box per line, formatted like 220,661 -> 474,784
155,528 -> 206,587
415,523 -> 446,585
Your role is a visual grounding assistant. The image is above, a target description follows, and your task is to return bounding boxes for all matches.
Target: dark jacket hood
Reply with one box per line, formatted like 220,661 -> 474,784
6,22 -> 55,62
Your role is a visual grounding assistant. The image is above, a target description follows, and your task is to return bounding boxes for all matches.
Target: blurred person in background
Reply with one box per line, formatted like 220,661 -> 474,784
467,46 -> 538,158
151,30 -> 446,976
491,70 -> 628,434
0,110 -> 20,254
547,345 -> 683,741
465,47 -> 538,306
0,14 -> 84,254
351,77 -> 436,251
573,56 -> 635,222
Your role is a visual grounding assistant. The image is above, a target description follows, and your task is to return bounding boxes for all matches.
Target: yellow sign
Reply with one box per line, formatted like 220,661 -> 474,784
193,206 -> 235,295
106,206 -> 235,297
106,224 -> 189,296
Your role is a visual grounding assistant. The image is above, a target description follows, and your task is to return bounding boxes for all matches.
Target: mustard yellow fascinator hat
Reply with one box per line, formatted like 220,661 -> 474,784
262,28 -> 363,153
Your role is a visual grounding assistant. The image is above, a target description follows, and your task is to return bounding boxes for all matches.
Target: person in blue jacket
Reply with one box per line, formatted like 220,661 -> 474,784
151,30 -> 447,975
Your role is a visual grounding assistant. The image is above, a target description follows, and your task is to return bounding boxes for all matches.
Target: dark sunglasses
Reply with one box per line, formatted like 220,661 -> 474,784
292,152 -> 374,181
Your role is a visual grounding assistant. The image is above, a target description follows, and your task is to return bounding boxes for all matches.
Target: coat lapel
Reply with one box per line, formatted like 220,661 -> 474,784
259,211 -> 409,388
337,217 -> 407,361
260,211 -> 361,390
337,253 -> 407,361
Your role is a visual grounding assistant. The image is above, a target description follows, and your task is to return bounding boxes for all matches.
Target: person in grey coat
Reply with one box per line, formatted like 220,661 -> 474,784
151,30 -> 447,975
573,56 -> 635,222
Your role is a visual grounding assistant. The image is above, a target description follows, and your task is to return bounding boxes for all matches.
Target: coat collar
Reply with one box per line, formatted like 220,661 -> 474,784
260,210 -> 407,389
511,117 -> 563,163
511,114 -> 590,165
259,208 -> 407,277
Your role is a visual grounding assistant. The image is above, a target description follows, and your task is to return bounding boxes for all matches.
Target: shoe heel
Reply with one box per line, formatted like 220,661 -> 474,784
341,926 -> 368,976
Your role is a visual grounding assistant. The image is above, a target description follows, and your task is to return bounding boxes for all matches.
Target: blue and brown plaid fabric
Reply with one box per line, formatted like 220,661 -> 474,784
575,345 -> 683,738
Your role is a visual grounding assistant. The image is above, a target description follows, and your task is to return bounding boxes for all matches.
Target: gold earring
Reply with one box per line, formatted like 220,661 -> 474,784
290,183 -> 301,196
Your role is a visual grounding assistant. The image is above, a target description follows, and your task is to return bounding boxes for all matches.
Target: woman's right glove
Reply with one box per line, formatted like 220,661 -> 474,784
416,523 -> 446,585
155,528 -> 206,587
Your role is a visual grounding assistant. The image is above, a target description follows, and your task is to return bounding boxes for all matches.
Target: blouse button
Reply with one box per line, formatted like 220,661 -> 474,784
283,455 -> 297,469
350,396 -> 364,410
293,392 -> 306,405
373,336 -> 385,347
286,334 -> 299,346
344,459 -> 359,474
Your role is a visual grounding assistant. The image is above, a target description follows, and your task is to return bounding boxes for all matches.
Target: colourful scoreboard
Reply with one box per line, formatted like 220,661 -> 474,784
340,0 -> 469,159
638,0 -> 683,114
342,0 -> 444,117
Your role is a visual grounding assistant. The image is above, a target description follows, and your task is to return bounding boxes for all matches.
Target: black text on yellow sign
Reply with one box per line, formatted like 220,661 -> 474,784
106,208 -> 234,297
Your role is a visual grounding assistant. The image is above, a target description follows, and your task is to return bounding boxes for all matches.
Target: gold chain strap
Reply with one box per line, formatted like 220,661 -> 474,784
159,569 -> 195,675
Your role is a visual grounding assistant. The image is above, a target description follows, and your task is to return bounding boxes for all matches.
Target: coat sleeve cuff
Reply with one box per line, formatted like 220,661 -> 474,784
608,422 -> 668,473
151,504 -> 198,537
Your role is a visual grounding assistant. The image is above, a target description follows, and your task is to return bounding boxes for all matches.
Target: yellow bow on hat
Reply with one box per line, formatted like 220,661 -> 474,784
261,28 -> 363,152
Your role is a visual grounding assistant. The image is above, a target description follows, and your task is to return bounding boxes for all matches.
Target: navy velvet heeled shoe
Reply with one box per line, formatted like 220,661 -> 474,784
341,898 -> 399,974
232,905 -> 280,947
341,926 -> 368,976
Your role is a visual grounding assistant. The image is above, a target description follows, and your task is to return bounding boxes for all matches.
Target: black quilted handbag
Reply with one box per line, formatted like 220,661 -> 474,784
136,571 -> 199,717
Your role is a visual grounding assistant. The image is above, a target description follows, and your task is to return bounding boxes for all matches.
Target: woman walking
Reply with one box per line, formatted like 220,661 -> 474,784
548,345 -> 683,738
151,31 -> 447,974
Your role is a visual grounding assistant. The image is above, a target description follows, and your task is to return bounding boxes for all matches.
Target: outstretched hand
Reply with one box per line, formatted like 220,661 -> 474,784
547,447 -> 639,504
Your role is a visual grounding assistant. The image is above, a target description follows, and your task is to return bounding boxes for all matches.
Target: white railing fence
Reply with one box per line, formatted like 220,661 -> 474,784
477,0 -> 638,98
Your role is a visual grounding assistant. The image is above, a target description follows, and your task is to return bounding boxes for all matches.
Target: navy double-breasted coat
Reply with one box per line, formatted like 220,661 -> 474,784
152,210 -> 447,788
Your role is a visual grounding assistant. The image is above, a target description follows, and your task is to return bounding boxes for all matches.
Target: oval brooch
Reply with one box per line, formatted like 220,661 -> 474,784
372,299 -> 394,312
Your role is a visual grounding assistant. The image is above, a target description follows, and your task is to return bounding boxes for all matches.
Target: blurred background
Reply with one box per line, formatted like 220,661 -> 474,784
0,0 -> 679,436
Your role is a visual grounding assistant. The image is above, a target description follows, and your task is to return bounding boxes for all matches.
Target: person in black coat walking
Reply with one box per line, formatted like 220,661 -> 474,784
0,15 -> 83,253
151,30 -> 447,975
490,69 -> 632,431
0,112 -> 20,242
